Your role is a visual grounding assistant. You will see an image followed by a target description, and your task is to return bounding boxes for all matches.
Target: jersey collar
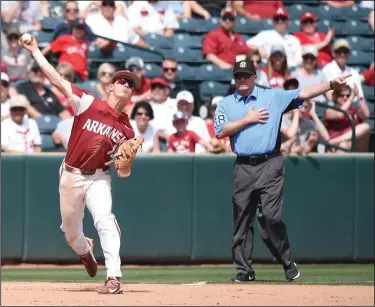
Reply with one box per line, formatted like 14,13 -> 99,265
234,86 -> 258,103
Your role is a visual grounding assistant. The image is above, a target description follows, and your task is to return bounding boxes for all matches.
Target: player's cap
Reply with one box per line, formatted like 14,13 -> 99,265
6,27 -> 21,38
220,8 -> 237,18
111,70 -> 141,90
233,58 -> 256,76
273,7 -> 289,19
1,72 -> 10,83
333,39 -> 351,51
302,45 -> 318,57
270,44 -> 286,56
8,94 -> 30,109
150,77 -> 169,87
173,111 -> 188,122
300,11 -> 317,23
176,90 -> 194,104
211,96 -> 224,106
283,78 -> 299,90
125,57 -> 144,71
102,0 -> 115,6
71,18 -> 86,29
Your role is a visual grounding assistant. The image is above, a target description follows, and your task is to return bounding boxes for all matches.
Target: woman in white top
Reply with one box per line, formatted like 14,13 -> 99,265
129,101 -> 160,153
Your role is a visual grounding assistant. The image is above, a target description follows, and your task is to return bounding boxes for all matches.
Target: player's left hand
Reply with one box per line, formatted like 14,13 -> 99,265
330,74 -> 352,90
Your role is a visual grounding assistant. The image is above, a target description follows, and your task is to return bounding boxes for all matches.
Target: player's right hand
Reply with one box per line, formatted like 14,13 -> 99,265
245,105 -> 269,124
19,33 -> 38,53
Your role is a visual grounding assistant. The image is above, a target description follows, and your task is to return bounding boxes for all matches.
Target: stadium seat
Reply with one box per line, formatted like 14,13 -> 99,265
144,63 -> 162,78
41,17 -> 63,31
287,4 -> 320,20
163,48 -> 207,63
317,5 -> 343,20
334,20 -> 373,36
197,64 -> 232,82
176,18 -> 211,33
143,34 -> 174,50
35,115 -> 61,134
115,44 -> 164,63
40,134 -> 65,152
174,33 -> 204,49
30,30 -> 54,48
347,50 -> 373,66
347,36 -> 374,52
235,18 -> 273,35
363,85 -> 375,102
332,5 -> 371,21
199,81 -> 228,100
176,64 -> 197,81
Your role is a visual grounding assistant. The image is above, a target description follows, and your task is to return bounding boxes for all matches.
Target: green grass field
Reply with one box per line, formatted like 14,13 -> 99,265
2,264 -> 374,285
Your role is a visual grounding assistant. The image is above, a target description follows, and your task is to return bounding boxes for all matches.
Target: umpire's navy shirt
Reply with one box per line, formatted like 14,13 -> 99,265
214,86 -> 303,156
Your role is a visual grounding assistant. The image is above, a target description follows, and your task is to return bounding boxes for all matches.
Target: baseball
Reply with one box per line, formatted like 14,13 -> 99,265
20,33 -> 33,45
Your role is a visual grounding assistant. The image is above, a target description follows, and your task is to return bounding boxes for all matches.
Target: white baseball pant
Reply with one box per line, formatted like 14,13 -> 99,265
59,162 -> 122,278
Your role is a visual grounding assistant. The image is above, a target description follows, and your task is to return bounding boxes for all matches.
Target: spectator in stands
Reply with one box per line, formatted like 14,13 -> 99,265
127,0 -> 180,37
16,64 -> 72,119
281,100 -> 330,155
202,8 -> 252,69
1,28 -> 33,82
85,0 -> 149,49
1,1 -> 43,33
322,1 -> 355,8
84,62 -> 117,99
205,96 -> 231,153
149,77 -> 177,139
50,63 -> 76,116
129,101 -> 159,153
193,0 -> 227,18
53,1 -> 95,42
324,84 -> 370,152
174,90 -> 211,153
41,19 -> 89,82
291,46 -> 326,102
1,95 -> 42,153
322,39 -> 364,101
78,0 -> 127,18
246,8 -> 302,69
293,12 -> 334,68
262,45 -> 290,89
168,1 -> 211,19
1,73 -> 11,121
360,63 -> 374,86
161,58 -> 183,98
249,50 -> 270,87
167,111 -> 214,153
51,117 -> 74,150
231,0 -> 285,21
125,57 -> 152,104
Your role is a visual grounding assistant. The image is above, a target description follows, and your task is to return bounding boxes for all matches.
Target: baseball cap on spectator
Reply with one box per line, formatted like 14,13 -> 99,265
111,70 -> 141,89
211,96 -> 224,106
283,78 -> 299,90
270,44 -> 286,56
102,0 -> 115,6
300,11 -> 317,23
150,77 -> 169,87
70,18 -> 87,30
125,57 -> 145,72
8,95 -> 30,109
6,27 -> 21,38
220,8 -> 237,18
302,46 -> 318,57
273,7 -> 289,19
176,90 -> 194,104
173,111 -> 188,122
333,39 -> 351,52
233,58 -> 256,76
1,72 -> 10,83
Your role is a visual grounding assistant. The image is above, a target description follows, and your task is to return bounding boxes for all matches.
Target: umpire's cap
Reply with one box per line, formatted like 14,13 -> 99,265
233,58 -> 256,76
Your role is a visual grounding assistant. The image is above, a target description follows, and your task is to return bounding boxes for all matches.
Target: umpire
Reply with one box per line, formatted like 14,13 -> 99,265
214,58 -> 352,282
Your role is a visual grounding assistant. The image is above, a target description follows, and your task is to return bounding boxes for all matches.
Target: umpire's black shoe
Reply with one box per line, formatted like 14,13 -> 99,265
284,262 -> 300,281
231,273 -> 256,282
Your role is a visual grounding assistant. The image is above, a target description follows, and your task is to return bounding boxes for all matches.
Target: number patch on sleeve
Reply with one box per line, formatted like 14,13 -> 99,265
214,114 -> 227,128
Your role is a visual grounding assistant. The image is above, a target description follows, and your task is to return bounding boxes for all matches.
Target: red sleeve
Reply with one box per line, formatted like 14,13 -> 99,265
167,135 -> 175,151
361,66 -> 374,86
190,131 -> 201,144
50,36 -> 65,53
202,31 -> 219,56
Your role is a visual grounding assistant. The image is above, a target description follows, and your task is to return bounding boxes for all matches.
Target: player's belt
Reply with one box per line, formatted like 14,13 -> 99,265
64,163 -> 110,176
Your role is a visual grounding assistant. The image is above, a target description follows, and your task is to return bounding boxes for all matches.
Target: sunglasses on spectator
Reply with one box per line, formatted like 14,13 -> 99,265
66,8 -> 79,13
234,73 -> 253,80
128,65 -> 142,72
302,55 -> 316,61
221,14 -> 235,22
338,94 -> 350,98
335,49 -> 350,55
163,67 -> 177,73
151,83 -> 166,90
116,78 -> 135,89
1,80 -> 9,87
302,19 -> 316,25
273,16 -> 288,23
101,71 -> 115,77
136,111 -> 150,117
10,107 -> 26,112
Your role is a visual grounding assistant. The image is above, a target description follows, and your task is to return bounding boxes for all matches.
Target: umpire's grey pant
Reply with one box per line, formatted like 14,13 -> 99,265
232,154 -> 293,275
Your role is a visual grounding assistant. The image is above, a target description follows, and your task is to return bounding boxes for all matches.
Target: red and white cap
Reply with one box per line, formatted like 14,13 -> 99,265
1,72 -> 10,83
274,7 -> 289,19
300,11 -> 317,22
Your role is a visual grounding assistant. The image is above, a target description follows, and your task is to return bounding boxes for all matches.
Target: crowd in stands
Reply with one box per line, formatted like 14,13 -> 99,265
1,0 -> 374,155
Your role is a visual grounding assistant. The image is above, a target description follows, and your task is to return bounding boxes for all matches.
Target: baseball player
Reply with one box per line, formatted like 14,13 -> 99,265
19,33 -> 143,294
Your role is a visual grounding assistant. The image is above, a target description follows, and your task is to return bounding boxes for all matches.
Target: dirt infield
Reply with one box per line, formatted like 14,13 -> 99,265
2,282 -> 373,306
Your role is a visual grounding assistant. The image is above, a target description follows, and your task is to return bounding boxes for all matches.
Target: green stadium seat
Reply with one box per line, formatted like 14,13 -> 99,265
347,50 -> 373,66
116,44 -> 164,63
41,17 -> 63,31
197,64 -> 232,82
235,18 -> 273,35
363,85 -> 375,102
317,5 -> 342,20
332,5 -> 371,21
30,30 -> 54,48
163,48 -> 207,63
176,18 -> 211,33
335,20 -> 373,36
144,63 -> 162,78
176,64 -> 197,80
143,34 -> 174,50
174,33 -> 204,49
347,36 -> 374,52
41,134 -> 65,152
199,81 -> 228,100
35,115 -> 61,134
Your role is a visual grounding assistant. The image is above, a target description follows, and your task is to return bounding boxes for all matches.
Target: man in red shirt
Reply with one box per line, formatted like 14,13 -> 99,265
361,63 -> 374,86
20,32 -> 141,294
202,8 -> 251,69
41,18 -> 89,81
168,111 -> 214,153
293,11 -> 335,68
231,0 -> 285,21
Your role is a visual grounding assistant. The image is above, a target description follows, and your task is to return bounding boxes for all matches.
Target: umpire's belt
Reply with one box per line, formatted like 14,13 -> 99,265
236,151 -> 280,166
64,163 -> 109,176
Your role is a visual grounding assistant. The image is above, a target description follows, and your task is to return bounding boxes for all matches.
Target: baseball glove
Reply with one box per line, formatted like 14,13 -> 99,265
106,136 -> 144,177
